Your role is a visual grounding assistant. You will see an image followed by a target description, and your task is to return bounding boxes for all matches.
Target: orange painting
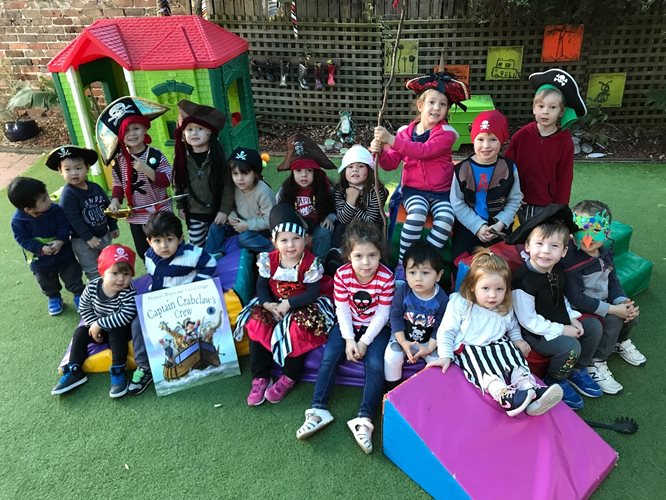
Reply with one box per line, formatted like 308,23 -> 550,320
445,65 -> 470,88
542,25 -> 584,63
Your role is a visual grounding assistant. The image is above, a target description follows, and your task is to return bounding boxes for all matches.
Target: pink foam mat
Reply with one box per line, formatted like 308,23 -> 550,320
383,367 -> 617,499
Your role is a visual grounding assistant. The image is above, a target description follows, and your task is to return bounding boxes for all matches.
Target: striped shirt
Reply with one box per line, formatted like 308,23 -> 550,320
79,278 -> 137,330
145,242 -> 217,291
333,185 -> 388,226
334,262 -> 394,345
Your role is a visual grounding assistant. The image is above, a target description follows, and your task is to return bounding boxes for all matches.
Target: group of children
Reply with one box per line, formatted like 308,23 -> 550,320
8,67 -> 647,455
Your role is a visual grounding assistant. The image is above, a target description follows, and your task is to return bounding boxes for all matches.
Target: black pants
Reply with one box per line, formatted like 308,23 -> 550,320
33,258 -> 85,298
450,221 -> 501,264
249,340 -> 305,380
130,223 -> 150,261
70,324 -> 131,367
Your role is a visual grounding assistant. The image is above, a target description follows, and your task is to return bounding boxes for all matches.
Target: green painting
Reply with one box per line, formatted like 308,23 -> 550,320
586,73 -> 626,108
486,46 -> 524,80
384,39 -> 419,75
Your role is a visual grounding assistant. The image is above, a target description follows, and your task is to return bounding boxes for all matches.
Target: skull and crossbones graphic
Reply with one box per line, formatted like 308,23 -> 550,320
108,102 -> 135,126
553,74 -> 568,87
352,291 -> 372,313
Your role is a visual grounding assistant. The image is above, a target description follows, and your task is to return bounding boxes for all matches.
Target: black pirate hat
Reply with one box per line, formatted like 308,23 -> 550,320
229,146 -> 262,175
45,145 -> 98,171
269,203 -> 307,239
529,68 -> 587,128
506,204 -> 578,245
177,100 -> 226,135
276,134 -> 335,172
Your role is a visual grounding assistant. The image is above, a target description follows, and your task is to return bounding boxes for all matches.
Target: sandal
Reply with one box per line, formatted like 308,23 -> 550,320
347,417 -> 374,454
296,408 -> 334,440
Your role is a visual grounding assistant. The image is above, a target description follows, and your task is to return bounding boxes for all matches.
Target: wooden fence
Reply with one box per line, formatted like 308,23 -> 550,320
214,15 -> 666,127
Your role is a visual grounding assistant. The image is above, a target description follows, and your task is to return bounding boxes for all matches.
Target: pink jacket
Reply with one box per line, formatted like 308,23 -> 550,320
378,120 -> 458,192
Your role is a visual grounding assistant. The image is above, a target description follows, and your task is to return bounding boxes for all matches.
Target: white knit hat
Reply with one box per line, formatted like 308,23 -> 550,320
339,144 -> 375,173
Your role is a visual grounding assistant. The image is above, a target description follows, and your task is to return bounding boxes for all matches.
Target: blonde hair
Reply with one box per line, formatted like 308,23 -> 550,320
458,250 -> 512,314
533,88 -> 565,111
414,88 -> 450,121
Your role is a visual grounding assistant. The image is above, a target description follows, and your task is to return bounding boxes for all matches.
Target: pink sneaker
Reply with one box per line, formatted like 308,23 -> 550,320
246,377 -> 270,406
265,375 -> 296,403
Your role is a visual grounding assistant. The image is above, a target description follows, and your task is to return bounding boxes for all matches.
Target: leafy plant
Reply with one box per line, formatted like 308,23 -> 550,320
571,107 -> 610,147
1,77 -> 59,121
646,88 -> 666,113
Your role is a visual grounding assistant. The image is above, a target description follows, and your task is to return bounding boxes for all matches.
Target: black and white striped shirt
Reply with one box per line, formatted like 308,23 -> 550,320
79,277 -> 137,330
333,185 -> 388,226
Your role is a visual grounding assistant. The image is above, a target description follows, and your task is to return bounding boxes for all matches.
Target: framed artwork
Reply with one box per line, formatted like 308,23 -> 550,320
445,65 -> 470,88
136,277 -> 240,396
486,47 -> 523,80
542,25 -> 584,62
586,73 -> 627,108
384,39 -> 419,75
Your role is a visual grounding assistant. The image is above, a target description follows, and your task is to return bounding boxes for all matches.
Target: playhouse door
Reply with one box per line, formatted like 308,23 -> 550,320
220,54 -> 259,152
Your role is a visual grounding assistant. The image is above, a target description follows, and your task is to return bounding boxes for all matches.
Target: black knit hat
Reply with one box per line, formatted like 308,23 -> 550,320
229,147 -> 262,175
269,203 -> 307,239
506,204 -> 578,245
45,145 -> 98,171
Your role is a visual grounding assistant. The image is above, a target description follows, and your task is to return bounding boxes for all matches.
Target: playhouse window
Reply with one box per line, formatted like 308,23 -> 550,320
227,78 -> 245,128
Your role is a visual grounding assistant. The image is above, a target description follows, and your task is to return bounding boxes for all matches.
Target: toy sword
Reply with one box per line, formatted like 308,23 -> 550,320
104,194 -> 189,219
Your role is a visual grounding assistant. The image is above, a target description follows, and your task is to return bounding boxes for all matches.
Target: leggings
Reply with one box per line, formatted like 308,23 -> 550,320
400,192 -> 454,261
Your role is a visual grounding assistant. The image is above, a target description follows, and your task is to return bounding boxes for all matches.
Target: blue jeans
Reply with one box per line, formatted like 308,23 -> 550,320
311,224 -> 333,259
205,224 -> 273,254
311,324 -> 390,419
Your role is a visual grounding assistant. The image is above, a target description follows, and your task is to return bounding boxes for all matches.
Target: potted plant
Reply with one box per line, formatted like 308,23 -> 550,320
2,77 -> 59,142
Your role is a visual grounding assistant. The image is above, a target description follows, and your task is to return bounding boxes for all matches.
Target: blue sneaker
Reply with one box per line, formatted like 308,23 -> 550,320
48,296 -> 64,316
544,377 -> 584,410
51,364 -> 87,395
109,364 -> 128,398
569,368 -> 603,398
394,261 -> 405,282
73,295 -> 81,312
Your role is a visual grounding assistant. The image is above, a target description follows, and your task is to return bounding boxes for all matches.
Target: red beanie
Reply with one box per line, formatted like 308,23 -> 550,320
98,244 -> 136,276
470,110 -> 509,144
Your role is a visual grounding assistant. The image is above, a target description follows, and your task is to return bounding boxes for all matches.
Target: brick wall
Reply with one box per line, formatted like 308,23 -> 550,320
0,0 -> 189,100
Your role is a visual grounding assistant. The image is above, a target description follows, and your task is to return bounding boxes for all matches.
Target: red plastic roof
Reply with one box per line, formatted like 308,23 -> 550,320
48,16 -> 248,72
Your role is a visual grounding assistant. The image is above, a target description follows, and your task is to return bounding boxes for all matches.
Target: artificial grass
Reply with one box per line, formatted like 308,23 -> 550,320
1,158 -> 664,499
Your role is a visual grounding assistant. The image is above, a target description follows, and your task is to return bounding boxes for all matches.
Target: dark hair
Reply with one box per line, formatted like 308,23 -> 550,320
403,240 -> 444,273
144,211 -> 183,239
281,169 -> 334,224
337,166 -> 385,211
342,219 -> 387,261
526,220 -> 570,246
7,176 -> 48,210
228,159 -> 261,185
108,261 -> 133,275
572,199 -> 612,221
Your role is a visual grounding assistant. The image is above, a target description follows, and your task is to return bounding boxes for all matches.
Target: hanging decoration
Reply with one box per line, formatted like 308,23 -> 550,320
290,1 -> 298,39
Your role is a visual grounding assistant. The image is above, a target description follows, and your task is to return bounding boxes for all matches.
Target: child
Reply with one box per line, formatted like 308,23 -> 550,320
51,244 -> 137,398
205,147 -> 276,255
9,176 -> 85,316
371,72 -> 470,265
173,100 -> 233,247
563,200 -> 644,394
508,205 -> 603,410
276,134 -> 337,259
384,241 -> 448,390
46,145 -> 119,281
233,204 -> 335,405
296,220 -> 394,454
427,251 -> 563,417
128,211 -> 217,395
450,110 -> 523,262
505,68 -> 587,222
97,96 -> 172,260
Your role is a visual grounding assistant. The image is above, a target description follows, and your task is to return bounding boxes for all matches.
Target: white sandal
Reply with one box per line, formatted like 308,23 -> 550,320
296,408 -> 334,440
347,417 -> 374,454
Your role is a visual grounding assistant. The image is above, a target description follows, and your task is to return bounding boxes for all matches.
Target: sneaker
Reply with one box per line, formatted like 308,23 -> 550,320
51,364 -> 87,395
588,361 -> 623,394
265,374 -> 296,403
128,367 -> 153,395
73,295 -> 81,312
109,365 -> 128,398
615,339 -> 646,366
569,368 -> 603,398
247,377 -> 270,406
544,377 -> 584,410
526,384 -> 564,416
496,386 -> 535,417
48,296 -> 64,316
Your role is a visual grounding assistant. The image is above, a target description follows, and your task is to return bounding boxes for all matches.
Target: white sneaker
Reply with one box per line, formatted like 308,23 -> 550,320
588,361 -> 623,395
615,340 -> 647,366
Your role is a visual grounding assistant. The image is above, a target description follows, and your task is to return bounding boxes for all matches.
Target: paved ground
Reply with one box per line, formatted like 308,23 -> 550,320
0,152 -> 41,189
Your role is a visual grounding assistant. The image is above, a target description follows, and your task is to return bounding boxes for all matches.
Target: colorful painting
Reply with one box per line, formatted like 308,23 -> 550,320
586,73 -> 626,108
486,47 -> 524,80
136,278 -> 240,396
384,39 -> 419,75
445,65 -> 470,88
542,25 -> 584,62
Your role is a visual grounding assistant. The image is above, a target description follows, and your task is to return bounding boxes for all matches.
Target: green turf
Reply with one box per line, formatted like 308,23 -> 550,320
1,159 -> 665,499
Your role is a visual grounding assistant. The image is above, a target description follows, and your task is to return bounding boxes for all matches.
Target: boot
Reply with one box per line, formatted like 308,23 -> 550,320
327,59 -> 336,87
109,364 -> 128,398
265,60 -> 277,83
298,62 -> 309,90
279,59 -> 290,87
250,58 -> 262,79
315,62 -> 324,90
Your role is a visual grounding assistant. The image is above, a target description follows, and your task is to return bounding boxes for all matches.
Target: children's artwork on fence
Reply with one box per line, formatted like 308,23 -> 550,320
384,39 -> 419,75
445,65 -> 470,89
586,73 -> 626,108
486,47 -> 523,81
136,277 -> 240,396
542,25 -> 584,62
